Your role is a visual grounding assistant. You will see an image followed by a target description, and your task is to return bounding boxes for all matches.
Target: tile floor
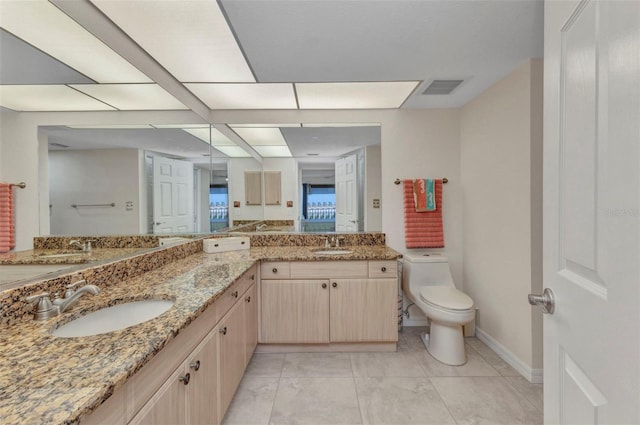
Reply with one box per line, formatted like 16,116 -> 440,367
222,327 -> 543,425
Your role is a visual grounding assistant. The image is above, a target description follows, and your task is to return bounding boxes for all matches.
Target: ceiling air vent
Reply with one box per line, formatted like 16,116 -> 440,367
422,80 -> 464,95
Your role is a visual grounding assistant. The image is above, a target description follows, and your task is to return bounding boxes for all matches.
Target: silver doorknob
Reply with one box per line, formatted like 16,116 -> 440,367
528,288 -> 555,314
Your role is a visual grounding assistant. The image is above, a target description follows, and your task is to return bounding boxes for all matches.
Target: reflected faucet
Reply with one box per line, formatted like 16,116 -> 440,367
69,240 -> 95,252
256,224 -> 267,231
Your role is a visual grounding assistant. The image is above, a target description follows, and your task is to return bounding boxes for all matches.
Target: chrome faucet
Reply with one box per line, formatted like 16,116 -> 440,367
26,280 -> 100,320
69,240 -> 95,252
256,223 -> 267,231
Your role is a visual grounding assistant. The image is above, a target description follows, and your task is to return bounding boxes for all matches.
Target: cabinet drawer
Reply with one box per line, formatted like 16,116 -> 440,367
368,261 -> 398,278
215,280 -> 243,323
290,261 -> 368,279
261,262 -> 290,279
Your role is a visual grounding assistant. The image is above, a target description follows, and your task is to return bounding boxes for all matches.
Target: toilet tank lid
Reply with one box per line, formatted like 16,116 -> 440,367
403,252 -> 448,263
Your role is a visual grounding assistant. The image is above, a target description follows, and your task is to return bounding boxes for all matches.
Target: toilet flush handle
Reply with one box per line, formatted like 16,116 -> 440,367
528,288 -> 555,314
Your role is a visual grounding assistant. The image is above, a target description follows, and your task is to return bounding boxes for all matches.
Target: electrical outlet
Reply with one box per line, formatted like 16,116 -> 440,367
373,199 -> 380,208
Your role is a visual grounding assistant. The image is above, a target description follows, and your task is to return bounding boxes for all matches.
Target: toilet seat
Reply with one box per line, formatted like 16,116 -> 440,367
420,286 -> 474,311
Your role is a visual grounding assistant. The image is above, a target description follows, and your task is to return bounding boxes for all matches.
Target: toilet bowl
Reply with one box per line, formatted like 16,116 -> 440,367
402,253 -> 475,365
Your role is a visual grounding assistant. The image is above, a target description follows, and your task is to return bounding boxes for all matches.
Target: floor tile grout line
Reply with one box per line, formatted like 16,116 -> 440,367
501,375 -> 544,413
427,376 -> 462,425
349,353 -> 366,425
266,355 -> 285,425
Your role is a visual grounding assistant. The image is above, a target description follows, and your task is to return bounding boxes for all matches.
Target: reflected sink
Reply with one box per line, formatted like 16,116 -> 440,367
313,249 -> 353,255
51,299 -> 174,338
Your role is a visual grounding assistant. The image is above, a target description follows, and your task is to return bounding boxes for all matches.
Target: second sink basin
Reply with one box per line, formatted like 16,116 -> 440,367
52,299 -> 174,338
313,249 -> 353,255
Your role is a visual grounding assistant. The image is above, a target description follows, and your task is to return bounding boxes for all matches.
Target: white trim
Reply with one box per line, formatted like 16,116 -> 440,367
476,327 -> 544,384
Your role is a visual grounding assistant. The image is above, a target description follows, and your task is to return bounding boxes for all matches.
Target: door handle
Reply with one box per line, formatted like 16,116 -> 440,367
154,222 -> 164,226
528,288 -> 555,314
349,220 -> 357,223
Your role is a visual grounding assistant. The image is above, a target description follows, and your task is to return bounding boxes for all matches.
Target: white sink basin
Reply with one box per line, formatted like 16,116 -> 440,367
313,249 -> 353,255
52,299 -> 174,338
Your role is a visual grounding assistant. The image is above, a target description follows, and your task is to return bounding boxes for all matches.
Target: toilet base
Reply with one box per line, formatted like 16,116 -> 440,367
422,322 -> 467,366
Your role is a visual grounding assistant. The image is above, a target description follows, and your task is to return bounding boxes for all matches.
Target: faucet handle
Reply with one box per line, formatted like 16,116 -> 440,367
64,279 -> 85,297
26,292 -> 51,304
86,240 -> 96,250
26,293 -> 58,320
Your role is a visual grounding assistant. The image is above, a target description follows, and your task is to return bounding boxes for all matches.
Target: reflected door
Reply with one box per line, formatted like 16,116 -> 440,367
335,154 -> 358,231
544,0 -> 639,422
152,156 -> 194,234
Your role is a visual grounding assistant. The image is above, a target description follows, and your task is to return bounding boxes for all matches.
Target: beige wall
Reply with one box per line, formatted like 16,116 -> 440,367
460,59 -> 543,370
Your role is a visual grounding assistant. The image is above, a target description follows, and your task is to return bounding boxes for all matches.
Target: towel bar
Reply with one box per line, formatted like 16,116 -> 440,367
71,203 -> 116,208
394,178 -> 448,185
10,182 -> 26,189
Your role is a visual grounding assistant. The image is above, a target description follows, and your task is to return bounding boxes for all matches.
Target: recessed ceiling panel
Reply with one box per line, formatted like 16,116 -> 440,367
229,123 -> 301,128
0,85 -> 114,111
0,1 -> 150,83
232,127 -> 287,146
183,128 -> 236,146
186,83 -> 297,109
296,82 -> 418,109
281,126 -> 381,158
215,146 -> 252,158
219,0 -> 543,108
302,122 -> 381,128
253,146 -> 292,157
0,29 -> 95,85
70,84 -> 188,110
66,124 -> 154,129
90,0 -> 254,83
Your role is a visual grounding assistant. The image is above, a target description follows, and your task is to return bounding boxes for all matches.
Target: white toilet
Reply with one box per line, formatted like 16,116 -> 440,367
402,252 -> 475,365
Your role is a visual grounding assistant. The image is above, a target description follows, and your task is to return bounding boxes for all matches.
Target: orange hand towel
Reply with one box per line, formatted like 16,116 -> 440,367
403,179 -> 444,249
0,183 -> 15,253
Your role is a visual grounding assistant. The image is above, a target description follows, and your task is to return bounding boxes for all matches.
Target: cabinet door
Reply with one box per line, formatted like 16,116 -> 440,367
188,331 -> 218,425
243,283 -> 258,367
244,171 -> 262,205
329,278 -> 398,342
130,366 -> 187,425
218,301 -> 246,418
263,171 -> 281,205
260,279 -> 330,343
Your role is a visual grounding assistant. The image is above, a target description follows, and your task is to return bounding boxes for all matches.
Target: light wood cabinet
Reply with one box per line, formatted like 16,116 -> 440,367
329,278 -> 398,342
260,279 -> 330,343
259,261 -> 398,345
218,299 -> 246,417
244,171 -> 262,205
263,171 -> 281,205
130,365 -> 187,425
243,284 -> 258,367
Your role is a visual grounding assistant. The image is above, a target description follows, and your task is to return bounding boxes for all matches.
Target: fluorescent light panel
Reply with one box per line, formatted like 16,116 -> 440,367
71,84 -> 188,110
232,128 -> 287,146
296,82 -> 419,109
90,0 -> 254,83
0,85 -> 114,111
230,123 -> 302,128
185,83 -> 297,110
0,1 -> 150,83
215,146 -> 252,158
253,146 -> 292,157
183,128 -> 235,146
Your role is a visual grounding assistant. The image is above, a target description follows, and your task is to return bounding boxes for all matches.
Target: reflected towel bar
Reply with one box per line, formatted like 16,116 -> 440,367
394,178 -> 448,185
10,182 -> 26,189
71,203 -> 116,208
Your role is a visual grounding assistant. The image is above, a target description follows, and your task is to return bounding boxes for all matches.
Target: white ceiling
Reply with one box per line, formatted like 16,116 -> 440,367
0,0 -> 543,158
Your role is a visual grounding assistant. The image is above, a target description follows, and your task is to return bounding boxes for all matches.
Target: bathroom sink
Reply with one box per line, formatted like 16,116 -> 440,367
313,249 -> 353,255
51,299 -> 174,338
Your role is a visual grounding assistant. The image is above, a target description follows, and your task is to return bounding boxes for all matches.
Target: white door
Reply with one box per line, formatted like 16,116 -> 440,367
542,0 -> 639,423
335,154 -> 358,231
153,156 -> 194,234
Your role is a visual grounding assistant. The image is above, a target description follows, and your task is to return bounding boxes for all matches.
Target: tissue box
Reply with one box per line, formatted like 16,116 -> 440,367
203,237 -> 250,253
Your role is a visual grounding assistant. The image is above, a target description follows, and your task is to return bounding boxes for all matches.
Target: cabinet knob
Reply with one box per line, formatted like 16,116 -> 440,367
232,290 -> 238,298
179,373 -> 190,385
190,360 -> 200,371
321,283 -> 327,289
245,295 -> 251,303
332,282 -> 338,288
251,274 -> 255,281
272,268 -> 278,273
381,266 -> 387,272
220,326 -> 227,335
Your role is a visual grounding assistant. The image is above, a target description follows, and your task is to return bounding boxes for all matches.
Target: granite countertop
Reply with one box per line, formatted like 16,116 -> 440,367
0,244 -> 400,425
0,248 -> 148,265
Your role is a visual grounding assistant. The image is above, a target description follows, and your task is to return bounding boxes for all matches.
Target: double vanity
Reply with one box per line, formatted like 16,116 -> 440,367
0,232 -> 399,425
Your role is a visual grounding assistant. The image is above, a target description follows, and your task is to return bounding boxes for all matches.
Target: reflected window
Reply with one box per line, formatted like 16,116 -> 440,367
302,184 -> 335,232
209,185 -> 229,231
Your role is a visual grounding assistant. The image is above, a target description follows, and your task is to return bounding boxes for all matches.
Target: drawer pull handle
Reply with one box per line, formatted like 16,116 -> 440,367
322,283 -> 327,289
179,373 -> 190,385
190,360 -> 200,371
332,282 -> 338,288
220,326 -> 227,335
245,296 -> 251,302
272,268 -> 278,273
381,266 -> 387,272
232,291 -> 238,298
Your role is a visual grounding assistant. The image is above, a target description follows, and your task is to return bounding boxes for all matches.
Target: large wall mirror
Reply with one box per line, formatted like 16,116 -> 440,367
40,122 -> 382,237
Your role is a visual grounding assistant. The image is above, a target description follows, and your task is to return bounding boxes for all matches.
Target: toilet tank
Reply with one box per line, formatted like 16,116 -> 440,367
402,252 -> 454,288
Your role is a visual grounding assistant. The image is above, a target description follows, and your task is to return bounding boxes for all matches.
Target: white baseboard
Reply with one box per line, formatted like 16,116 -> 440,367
476,327 -> 544,384
402,318 -> 429,327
